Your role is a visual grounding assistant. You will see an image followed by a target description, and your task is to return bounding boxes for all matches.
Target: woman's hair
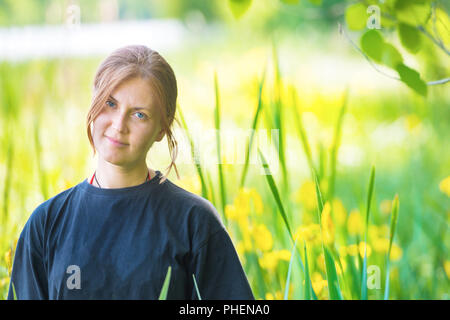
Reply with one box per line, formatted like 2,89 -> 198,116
86,44 -> 180,184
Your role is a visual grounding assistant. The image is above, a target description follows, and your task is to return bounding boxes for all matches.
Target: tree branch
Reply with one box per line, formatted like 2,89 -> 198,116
338,23 -> 400,81
417,25 -> 450,56
339,23 -> 450,86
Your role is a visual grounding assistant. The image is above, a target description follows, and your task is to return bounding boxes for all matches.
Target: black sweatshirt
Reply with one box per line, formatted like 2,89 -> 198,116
7,170 -> 254,300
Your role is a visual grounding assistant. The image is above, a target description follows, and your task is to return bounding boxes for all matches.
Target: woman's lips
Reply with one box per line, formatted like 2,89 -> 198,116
106,136 -> 128,146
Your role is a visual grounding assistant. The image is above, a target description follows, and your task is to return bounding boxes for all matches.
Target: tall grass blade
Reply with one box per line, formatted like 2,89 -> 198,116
303,241 -> 314,300
158,266 -> 172,300
192,274 -> 202,300
271,43 -> 288,193
284,237 -> 297,300
313,170 -> 343,300
240,64 -> 267,188
12,281 -> 17,300
361,166 -> 376,300
258,149 -> 293,240
177,106 -> 209,200
384,194 -> 399,300
214,72 -> 228,227
290,88 -> 315,175
328,88 -> 348,201
258,149 -> 318,299
206,171 -> 217,208
1,127 -> 13,227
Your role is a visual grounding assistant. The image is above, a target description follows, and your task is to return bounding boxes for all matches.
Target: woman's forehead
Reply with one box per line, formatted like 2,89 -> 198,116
111,77 -> 155,110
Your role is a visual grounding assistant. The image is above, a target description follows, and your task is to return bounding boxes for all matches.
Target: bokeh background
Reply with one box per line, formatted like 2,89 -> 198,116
0,0 -> 449,300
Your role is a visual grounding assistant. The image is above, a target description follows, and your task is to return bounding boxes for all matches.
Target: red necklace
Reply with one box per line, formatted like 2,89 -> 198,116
89,170 -> 151,188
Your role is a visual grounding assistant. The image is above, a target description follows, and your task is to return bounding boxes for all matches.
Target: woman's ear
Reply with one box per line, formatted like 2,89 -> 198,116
155,129 -> 165,142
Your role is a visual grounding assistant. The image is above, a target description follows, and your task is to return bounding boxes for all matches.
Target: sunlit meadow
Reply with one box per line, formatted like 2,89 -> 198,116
1,1 -> 449,300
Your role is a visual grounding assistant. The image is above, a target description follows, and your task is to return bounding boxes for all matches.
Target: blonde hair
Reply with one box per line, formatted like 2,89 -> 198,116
86,45 -> 180,183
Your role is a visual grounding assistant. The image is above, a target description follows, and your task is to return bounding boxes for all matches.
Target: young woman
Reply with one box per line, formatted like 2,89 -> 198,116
8,45 -> 254,300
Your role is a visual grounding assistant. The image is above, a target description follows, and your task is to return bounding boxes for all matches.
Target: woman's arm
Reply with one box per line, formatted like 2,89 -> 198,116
188,227 -> 254,300
7,206 -> 49,300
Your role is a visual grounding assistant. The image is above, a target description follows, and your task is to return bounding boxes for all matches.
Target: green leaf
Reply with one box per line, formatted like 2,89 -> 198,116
398,23 -> 422,53
284,238 -> 298,300
324,246 -> 343,300
303,241 -> 312,300
313,171 -> 343,300
381,43 -> 403,69
396,63 -> 428,96
395,0 -> 431,26
229,0 -> 252,19
158,266 -> 172,300
12,281 -> 17,300
192,274 -> 202,300
360,29 -> 385,63
361,166 -> 375,300
384,194 -> 400,300
240,65 -> 266,188
308,0 -> 322,5
177,106 -> 209,199
258,149 -> 293,240
345,3 -> 367,31
214,72 -> 228,228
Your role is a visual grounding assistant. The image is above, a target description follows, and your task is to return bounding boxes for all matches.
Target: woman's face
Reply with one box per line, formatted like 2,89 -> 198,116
92,76 -> 164,168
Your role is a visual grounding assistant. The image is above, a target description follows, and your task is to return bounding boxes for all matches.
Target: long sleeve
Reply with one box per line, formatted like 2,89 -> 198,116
7,207 -> 48,300
189,227 -> 254,300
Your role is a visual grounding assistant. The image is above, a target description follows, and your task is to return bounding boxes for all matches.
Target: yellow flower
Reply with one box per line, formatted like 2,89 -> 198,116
0,277 -> 11,287
249,189 -> 264,215
294,224 -> 321,247
368,225 -> 379,242
236,241 -> 245,261
373,238 -> 390,253
317,253 -> 325,272
380,200 -> 392,215
258,251 -> 279,271
321,202 -> 335,245
389,243 -> 402,261
439,176 -> 450,197
293,180 -> 317,211
175,175 -> 201,195
332,198 -> 347,226
347,244 -> 359,256
265,292 -> 274,300
234,188 -> 252,216
358,242 -> 372,258
444,261 -> 450,279
5,249 -> 12,275
347,209 -> 363,235
277,249 -> 291,261
264,290 -> 286,300
338,245 -> 347,257
225,204 -> 238,221
252,224 -> 273,252
335,259 -> 347,276
311,272 -> 327,295
378,224 -> 390,238
274,290 -> 283,300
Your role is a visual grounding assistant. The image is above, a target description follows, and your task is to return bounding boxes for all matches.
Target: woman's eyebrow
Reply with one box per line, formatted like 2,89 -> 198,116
108,95 -> 151,111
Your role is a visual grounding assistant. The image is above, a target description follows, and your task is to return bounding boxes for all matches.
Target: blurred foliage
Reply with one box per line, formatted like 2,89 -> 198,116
0,0 -> 449,300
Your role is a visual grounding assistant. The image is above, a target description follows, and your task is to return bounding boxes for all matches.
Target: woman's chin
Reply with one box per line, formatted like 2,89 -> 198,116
100,150 -> 130,166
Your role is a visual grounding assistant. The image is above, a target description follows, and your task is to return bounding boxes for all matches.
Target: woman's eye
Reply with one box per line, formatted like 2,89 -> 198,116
106,100 -> 115,108
135,112 -> 146,120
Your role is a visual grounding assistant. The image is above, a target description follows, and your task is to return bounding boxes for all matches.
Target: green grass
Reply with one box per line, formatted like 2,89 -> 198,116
0,46 -> 448,300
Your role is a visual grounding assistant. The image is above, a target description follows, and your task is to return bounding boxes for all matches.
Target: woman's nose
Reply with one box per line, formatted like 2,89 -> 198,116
112,111 -> 128,133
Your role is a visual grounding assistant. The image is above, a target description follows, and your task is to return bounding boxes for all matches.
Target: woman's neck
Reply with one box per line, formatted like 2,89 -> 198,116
92,160 -> 154,189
